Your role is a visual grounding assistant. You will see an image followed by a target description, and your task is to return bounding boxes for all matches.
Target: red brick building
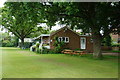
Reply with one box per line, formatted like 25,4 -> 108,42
35,27 -> 93,52
50,27 -> 93,52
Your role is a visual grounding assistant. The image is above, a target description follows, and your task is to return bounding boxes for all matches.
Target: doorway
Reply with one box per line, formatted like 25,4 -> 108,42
80,37 -> 86,49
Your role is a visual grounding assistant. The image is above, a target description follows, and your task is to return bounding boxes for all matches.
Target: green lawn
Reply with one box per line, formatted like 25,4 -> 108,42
1,47 -> 118,78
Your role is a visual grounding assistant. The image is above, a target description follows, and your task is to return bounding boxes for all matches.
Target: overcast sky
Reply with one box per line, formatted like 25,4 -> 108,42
0,0 -> 7,7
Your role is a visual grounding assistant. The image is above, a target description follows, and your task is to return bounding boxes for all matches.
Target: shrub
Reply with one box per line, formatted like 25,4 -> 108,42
74,48 -> 84,51
48,50 -> 56,54
53,36 -> 65,53
36,43 -> 40,48
19,42 -> 32,48
112,44 -> 120,47
30,45 -> 35,52
5,42 -> 14,47
102,35 -> 112,46
36,47 -> 40,53
2,40 -> 14,47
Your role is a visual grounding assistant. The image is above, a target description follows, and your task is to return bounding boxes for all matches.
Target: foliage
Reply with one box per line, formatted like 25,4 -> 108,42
19,42 -> 32,48
74,48 -> 84,51
53,36 -> 65,53
36,43 -> 40,48
2,40 -> 14,47
1,2 -> 42,48
0,33 -> 18,47
112,43 -> 120,47
30,43 -> 40,53
36,47 -> 40,53
28,26 -> 51,38
102,35 -> 112,46
40,47 -> 49,54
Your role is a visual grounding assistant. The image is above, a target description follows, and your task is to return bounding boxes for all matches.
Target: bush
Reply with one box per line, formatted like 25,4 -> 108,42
48,50 -> 56,54
53,36 -> 65,53
102,35 -> 112,46
5,42 -> 14,47
19,42 -> 32,48
112,44 -> 120,47
74,48 -> 84,51
1,40 -> 14,47
36,47 -> 40,53
36,43 -> 40,48
42,48 -> 49,54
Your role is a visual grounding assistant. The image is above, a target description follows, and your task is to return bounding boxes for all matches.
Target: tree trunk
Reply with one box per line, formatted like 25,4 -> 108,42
20,38 -> 25,49
92,33 -> 103,59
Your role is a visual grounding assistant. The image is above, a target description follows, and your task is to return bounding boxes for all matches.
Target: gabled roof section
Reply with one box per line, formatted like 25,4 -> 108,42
50,26 -> 67,36
50,26 -> 89,37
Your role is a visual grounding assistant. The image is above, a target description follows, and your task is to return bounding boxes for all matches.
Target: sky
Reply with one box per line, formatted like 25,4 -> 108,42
0,0 -> 7,8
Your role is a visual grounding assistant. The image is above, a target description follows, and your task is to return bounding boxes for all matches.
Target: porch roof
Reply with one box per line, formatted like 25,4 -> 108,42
33,34 -> 50,40
40,34 -> 50,37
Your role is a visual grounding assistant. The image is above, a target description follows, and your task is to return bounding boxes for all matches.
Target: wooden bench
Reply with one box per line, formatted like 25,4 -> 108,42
61,49 -> 74,55
62,49 -> 86,56
73,51 -> 86,56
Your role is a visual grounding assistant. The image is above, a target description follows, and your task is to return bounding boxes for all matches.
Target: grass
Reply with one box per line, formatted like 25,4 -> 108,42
1,47 -> 118,78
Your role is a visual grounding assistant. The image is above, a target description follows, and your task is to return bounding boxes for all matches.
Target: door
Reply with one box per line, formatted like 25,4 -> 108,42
80,37 -> 86,49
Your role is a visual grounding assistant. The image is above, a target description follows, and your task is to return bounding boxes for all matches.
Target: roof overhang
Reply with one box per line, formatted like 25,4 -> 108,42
33,34 -> 50,40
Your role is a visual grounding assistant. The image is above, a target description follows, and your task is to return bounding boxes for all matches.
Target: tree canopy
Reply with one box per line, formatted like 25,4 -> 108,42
2,2 -> 42,48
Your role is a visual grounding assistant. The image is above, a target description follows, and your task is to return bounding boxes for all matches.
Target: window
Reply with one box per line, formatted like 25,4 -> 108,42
58,37 -> 62,42
62,37 -> 65,42
58,37 -> 69,43
65,37 -> 69,43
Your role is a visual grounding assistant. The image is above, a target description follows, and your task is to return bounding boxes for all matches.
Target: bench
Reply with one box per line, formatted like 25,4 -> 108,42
62,49 -> 86,56
73,51 -> 86,56
61,49 -> 74,55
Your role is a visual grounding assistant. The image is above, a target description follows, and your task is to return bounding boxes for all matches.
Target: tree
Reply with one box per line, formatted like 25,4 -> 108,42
28,26 -> 51,38
38,2 -> 120,59
102,35 -> 112,46
2,2 -> 40,48
0,32 -> 18,47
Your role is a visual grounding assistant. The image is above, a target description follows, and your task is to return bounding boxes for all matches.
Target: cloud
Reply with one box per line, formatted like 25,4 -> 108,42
0,0 -> 7,7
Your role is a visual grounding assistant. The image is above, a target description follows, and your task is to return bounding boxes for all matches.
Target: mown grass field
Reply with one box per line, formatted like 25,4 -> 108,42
1,47 -> 118,78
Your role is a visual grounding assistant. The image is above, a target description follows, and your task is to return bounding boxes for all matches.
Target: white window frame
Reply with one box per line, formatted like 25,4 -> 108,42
58,37 -> 69,43
58,37 -> 63,42
65,37 -> 69,43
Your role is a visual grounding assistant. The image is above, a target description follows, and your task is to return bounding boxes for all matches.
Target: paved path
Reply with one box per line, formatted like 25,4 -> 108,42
102,53 -> 119,56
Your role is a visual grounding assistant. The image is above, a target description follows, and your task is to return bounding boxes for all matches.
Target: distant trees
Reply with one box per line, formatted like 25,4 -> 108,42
0,32 -> 18,47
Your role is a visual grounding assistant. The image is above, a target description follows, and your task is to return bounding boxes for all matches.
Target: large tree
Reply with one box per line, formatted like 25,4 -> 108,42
39,2 -> 120,59
2,2 -> 41,48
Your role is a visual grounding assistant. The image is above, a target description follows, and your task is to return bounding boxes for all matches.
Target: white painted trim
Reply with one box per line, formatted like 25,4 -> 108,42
58,37 -> 69,43
65,37 -> 69,43
58,37 -> 63,42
